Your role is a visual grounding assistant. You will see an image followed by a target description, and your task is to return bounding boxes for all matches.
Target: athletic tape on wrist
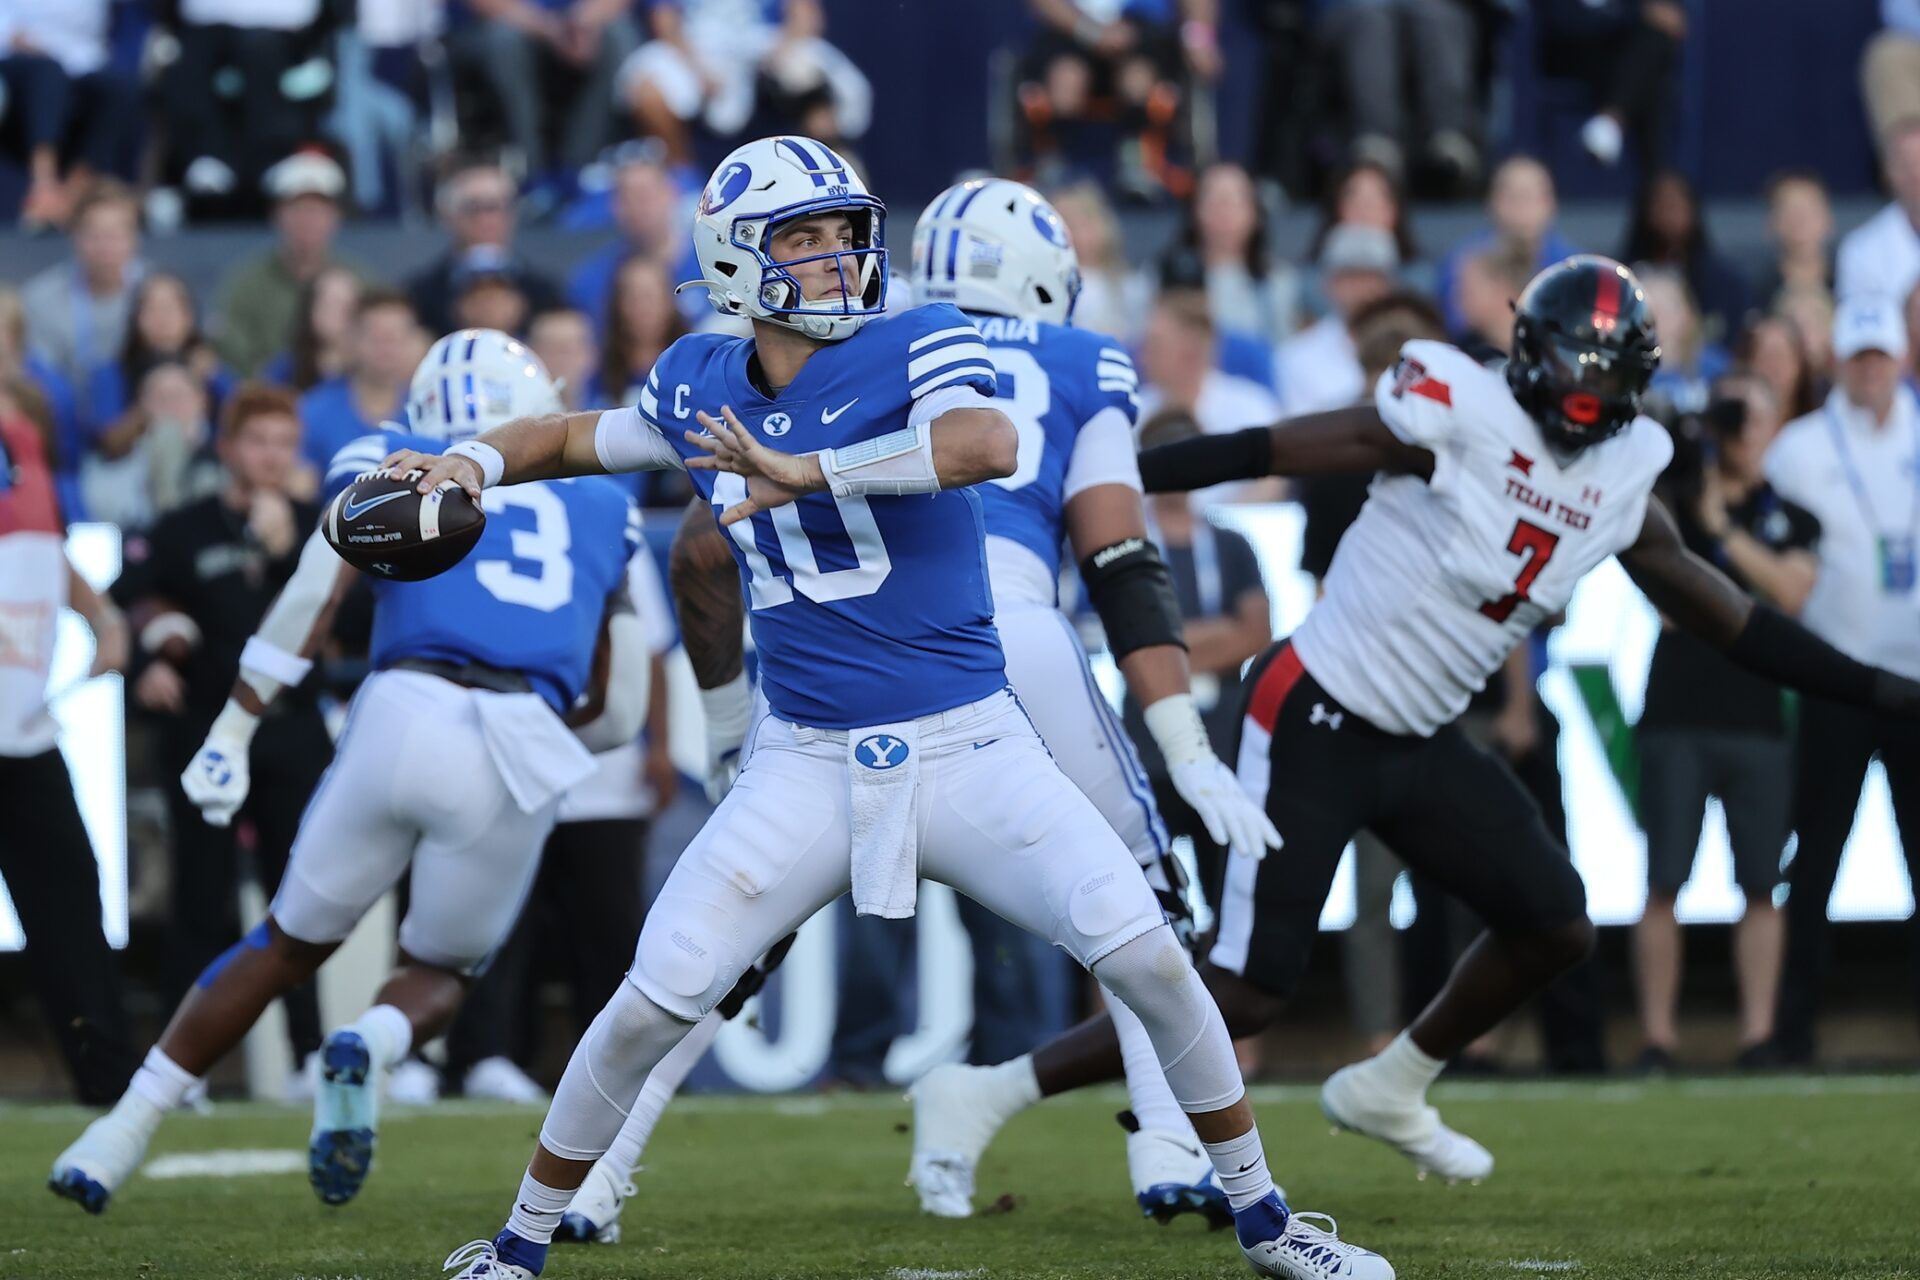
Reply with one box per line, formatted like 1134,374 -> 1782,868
446,439 -> 505,489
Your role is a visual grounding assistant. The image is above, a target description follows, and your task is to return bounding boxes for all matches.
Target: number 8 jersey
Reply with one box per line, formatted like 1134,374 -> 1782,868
595,303 -> 1008,729
322,431 -> 641,714
1292,339 -> 1673,737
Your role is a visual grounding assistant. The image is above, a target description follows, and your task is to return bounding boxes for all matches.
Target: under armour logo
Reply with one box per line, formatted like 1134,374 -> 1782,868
1309,703 -> 1344,731
202,751 -> 233,786
855,733 -> 910,770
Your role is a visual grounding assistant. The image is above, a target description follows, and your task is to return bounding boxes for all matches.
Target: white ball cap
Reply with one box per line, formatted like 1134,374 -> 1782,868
1833,292 -> 1909,362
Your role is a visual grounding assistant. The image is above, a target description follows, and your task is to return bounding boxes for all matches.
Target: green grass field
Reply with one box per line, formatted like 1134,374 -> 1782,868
4,1076 -> 1919,1280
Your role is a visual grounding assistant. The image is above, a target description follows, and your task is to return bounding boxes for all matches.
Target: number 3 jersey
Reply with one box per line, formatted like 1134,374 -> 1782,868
1293,339 -> 1672,737
967,313 -> 1143,610
323,431 -> 640,713
595,303 -> 1007,729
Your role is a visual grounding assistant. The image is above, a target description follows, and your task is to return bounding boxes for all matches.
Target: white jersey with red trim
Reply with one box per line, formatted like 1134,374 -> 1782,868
1290,339 -> 1672,737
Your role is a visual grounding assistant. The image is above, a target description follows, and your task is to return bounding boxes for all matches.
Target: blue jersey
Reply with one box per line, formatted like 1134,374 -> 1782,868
969,314 -> 1141,586
645,304 -> 1005,728
323,431 -> 639,713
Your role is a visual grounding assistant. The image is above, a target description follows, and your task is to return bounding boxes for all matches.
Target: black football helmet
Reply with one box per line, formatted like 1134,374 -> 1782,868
1506,255 -> 1661,453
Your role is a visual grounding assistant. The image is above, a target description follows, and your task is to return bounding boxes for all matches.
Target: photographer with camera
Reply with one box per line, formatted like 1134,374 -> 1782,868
1633,374 -> 1820,1073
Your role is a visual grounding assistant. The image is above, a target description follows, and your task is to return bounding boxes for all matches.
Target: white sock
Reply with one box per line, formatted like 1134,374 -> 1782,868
1105,985 -> 1190,1136
127,1047 -> 198,1114
1368,1030 -> 1445,1103
601,1011 -> 723,1183
504,1170 -> 574,1245
1201,1126 -> 1276,1211
346,1004 -> 414,1069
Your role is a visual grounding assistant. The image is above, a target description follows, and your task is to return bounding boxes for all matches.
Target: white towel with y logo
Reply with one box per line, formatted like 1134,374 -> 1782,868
847,721 -> 921,918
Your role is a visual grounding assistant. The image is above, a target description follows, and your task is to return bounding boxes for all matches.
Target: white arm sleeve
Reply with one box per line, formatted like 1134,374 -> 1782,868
573,607 -> 650,752
240,528 -> 344,701
908,384 -> 998,429
1061,405 -> 1142,502
594,405 -> 688,474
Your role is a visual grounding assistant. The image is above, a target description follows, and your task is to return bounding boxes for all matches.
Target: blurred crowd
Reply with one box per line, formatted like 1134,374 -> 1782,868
5,0 -> 1920,1103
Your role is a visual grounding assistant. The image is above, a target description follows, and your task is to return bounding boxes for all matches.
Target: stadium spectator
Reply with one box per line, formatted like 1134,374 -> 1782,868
1536,0 -> 1686,173
1313,0 -> 1481,190
1736,313 -> 1824,423
0,0 -> 141,229
600,255 -> 690,406
80,362 -> 224,531
1634,374 -> 1817,1073
1622,170 -> 1751,343
268,265 -> 363,392
87,273 -> 237,451
0,395 -> 136,1104
528,307 -> 603,410
1763,293 -> 1920,1066
407,162 -> 560,335
297,289 -> 422,472
1275,224 -> 1397,416
1641,267 -> 1729,419
1862,1 -> 1920,159
0,287 -> 83,499
1048,180 -> 1147,340
1434,156 -> 1578,333
155,0 -> 340,219
108,384 -> 329,1095
213,151 -> 362,380
1015,0 -> 1219,195
19,180 -> 145,417
565,153 -> 703,330
1778,286 -> 1838,383
618,0 -> 872,168
1754,170 -> 1836,312
1309,160 -> 1421,271
450,259 -> 534,338
450,0 -> 638,181
1837,117 -> 1920,305
1137,289 -> 1281,506
1449,237 -> 1533,360
1157,161 -> 1299,350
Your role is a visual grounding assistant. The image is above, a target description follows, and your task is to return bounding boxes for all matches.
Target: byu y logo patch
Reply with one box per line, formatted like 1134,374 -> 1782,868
763,412 -> 793,437
855,734 -> 909,770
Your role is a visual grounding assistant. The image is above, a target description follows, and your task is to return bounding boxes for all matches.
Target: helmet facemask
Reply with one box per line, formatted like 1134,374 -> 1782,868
749,200 -> 888,339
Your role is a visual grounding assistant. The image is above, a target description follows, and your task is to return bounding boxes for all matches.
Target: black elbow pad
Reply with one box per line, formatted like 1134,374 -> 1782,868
1080,536 -> 1185,659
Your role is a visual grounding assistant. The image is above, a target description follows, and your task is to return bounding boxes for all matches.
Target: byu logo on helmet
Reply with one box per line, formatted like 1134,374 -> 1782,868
763,411 -> 793,437
855,734 -> 910,770
202,751 -> 233,786
703,162 -> 754,215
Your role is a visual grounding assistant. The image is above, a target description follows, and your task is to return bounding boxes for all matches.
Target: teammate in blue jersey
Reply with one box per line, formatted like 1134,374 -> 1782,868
49,331 -> 653,1217
394,136 -> 1389,1280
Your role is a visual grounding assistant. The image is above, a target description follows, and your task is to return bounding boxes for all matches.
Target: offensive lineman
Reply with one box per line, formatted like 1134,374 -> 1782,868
48,332 -> 651,1214
392,137 -> 1388,1280
538,176 -> 1283,1245
916,256 -> 1920,1188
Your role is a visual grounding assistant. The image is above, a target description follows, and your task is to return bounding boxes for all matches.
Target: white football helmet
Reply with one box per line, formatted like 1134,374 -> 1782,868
688,135 -> 887,341
911,178 -> 1081,325
406,328 -> 563,442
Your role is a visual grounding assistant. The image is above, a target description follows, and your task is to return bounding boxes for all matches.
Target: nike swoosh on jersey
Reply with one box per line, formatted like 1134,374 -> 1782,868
821,397 -> 860,424
341,489 -> 412,521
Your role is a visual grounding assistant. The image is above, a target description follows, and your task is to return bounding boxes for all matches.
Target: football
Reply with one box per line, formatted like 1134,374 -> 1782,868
323,469 -> 486,582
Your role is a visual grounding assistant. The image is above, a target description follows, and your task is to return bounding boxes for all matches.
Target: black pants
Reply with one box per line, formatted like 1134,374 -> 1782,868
157,24 -> 321,212
0,749 -> 136,1104
161,709 -> 331,1062
1773,697 -> 1920,1059
1536,0 -> 1680,174
0,55 -> 142,177
446,817 -> 647,1081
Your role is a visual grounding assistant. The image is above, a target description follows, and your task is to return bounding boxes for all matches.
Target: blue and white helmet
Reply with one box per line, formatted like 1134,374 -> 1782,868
406,328 -> 563,443
689,135 -> 887,342
912,178 -> 1081,325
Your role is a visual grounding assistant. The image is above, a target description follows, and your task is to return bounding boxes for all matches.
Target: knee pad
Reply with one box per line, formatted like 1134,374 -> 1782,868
1093,925 -> 1244,1115
629,893 -> 747,1021
1064,865 -> 1166,969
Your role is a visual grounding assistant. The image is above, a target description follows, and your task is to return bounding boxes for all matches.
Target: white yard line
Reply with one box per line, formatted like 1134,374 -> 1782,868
1506,1260 -> 1582,1272
143,1149 -> 307,1179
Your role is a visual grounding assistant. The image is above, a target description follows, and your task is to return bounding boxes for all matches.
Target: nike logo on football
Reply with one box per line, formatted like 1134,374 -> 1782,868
821,397 -> 860,424
341,490 -> 410,521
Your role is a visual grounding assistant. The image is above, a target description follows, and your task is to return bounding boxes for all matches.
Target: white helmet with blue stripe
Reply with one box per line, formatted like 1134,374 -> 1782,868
689,135 -> 886,342
406,328 -> 563,443
911,178 -> 1081,326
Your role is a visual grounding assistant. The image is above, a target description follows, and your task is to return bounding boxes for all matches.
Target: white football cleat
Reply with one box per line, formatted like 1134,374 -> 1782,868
1240,1204 -> 1395,1280
462,1057 -> 547,1103
386,1058 -> 441,1105
554,1157 -> 635,1245
907,1063 -> 1028,1219
1126,1127 -> 1234,1228
442,1236 -> 541,1279
48,1112 -> 152,1214
1320,1063 -> 1493,1184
